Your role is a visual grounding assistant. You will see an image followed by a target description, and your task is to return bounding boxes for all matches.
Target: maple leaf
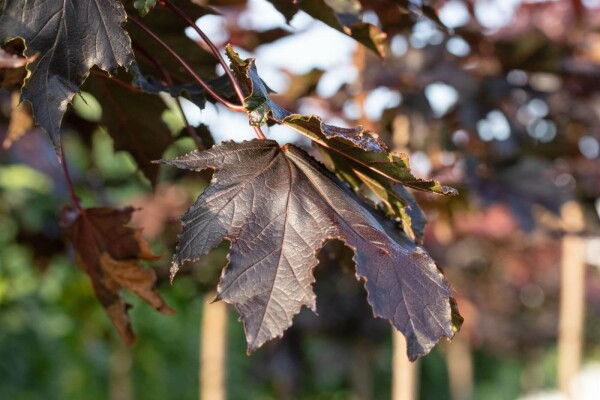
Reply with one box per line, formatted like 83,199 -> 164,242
60,206 -> 174,345
225,45 -> 455,240
0,0 -> 134,150
159,140 -> 461,360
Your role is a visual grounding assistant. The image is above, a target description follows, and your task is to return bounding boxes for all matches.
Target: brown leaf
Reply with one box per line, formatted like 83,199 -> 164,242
60,205 -> 174,345
4,90 -> 34,149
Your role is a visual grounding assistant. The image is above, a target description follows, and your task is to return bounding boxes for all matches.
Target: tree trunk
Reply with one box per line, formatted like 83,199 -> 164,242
350,339 -> 374,400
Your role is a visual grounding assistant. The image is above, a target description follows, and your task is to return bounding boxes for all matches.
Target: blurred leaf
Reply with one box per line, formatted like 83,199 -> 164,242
0,48 -> 27,69
4,90 -> 34,149
59,205 -> 174,345
160,139 -> 460,360
130,63 -> 239,110
228,27 -> 291,52
126,1 -> 219,79
82,71 -> 175,185
268,0 -> 386,56
468,157 -> 571,231
133,0 -> 158,15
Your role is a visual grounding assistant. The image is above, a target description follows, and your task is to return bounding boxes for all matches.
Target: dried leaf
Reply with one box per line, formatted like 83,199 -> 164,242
60,206 -> 174,345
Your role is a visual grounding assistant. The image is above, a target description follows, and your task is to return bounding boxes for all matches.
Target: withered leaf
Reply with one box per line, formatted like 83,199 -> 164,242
60,206 -> 174,345
0,0 -> 134,151
159,140 -> 460,360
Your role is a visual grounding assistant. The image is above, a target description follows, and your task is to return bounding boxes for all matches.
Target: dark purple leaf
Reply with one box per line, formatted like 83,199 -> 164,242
226,45 -> 455,238
0,0 -> 134,150
159,139 -> 460,360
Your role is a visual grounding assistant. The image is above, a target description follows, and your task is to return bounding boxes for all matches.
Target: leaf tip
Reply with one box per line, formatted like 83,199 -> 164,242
158,304 -> 176,315
169,263 -> 180,284
442,186 -> 459,196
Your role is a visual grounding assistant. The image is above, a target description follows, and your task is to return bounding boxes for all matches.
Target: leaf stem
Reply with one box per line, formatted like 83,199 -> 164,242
132,42 -> 205,149
157,1 -> 267,141
60,147 -> 82,211
91,70 -> 141,93
158,0 -> 245,103
128,16 -> 244,113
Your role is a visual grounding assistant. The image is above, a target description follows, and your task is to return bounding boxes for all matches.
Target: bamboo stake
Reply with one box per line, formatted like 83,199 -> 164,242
557,201 -> 586,399
109,344 -> 132,400
446,335 -> 474,400
350,340 -> 374,400
392,330 -> 419,400
200,292 -> 228,400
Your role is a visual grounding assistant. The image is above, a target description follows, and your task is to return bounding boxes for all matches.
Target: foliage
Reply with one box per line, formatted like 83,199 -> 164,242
0,0 -> 461,359
2,0 -> 600,398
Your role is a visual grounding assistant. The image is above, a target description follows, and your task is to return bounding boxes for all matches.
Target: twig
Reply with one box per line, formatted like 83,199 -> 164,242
157,1 -> 267,140
128,16 -> 245,114
60,147 -> 82,211
91,70 -> 141,93
159,0 -> 245,103
133,42 -> 205,149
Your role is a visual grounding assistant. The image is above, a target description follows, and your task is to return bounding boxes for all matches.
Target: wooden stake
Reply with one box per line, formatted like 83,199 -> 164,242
557,201 -> 586,399
446,335 -> 474,400
392,330 -> 419,400
109,344 -> 132,400
200,292 -> 228,400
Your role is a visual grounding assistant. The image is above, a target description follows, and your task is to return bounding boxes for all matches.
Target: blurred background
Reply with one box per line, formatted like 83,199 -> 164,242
1,0 -> 600,399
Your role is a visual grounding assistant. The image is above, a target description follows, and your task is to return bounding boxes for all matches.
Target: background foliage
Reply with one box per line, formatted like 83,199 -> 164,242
1,0 -> 600,399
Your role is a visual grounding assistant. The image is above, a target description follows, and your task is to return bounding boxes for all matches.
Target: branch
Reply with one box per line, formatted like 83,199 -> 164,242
133,42 -> 206,149
60,147 -> 82,210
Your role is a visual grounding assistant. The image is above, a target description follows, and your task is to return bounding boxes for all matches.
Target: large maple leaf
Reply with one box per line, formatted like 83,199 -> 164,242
60,206 -> 174,344
225,45 -> 456,241
0,0 -> 134,149
159,140 -> 461,360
